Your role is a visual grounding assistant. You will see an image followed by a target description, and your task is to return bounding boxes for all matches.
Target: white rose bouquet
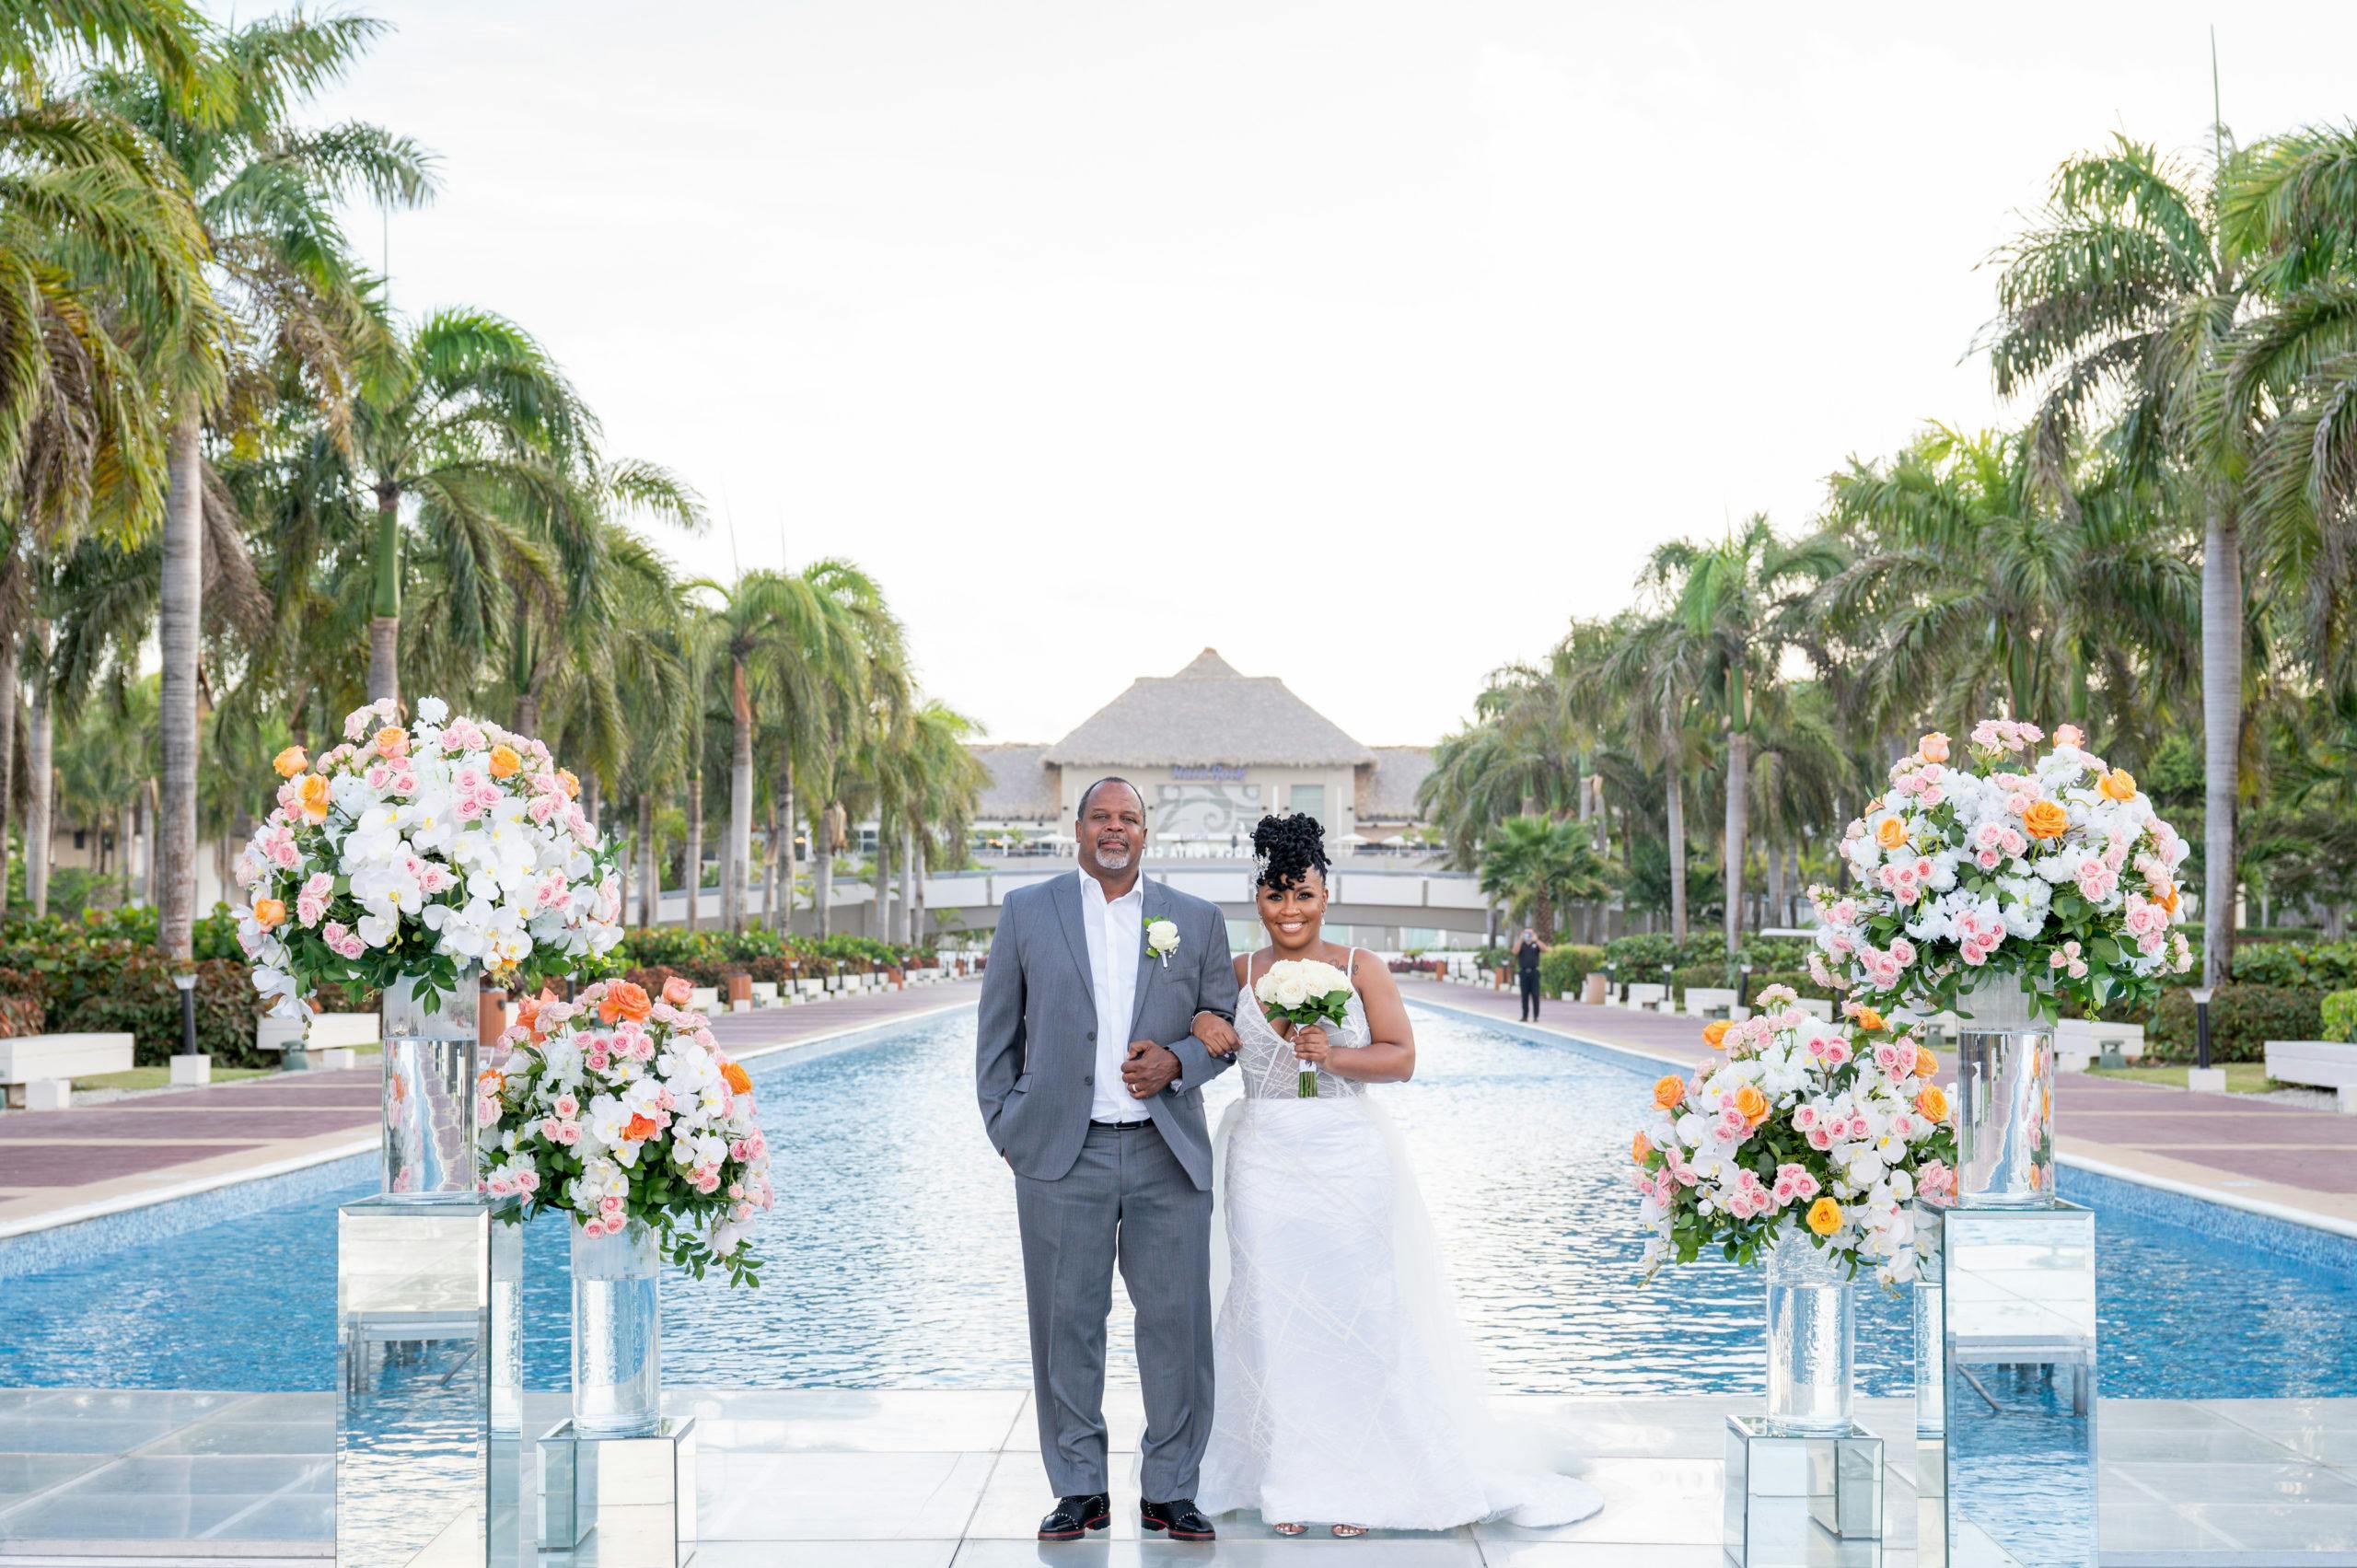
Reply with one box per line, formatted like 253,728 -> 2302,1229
233,697 -> 624,1017
479,975 -> 776,1285
1805,721 -> 2193,1023
1632,990 -> 1960,1285
1253,957 -> 1353,1098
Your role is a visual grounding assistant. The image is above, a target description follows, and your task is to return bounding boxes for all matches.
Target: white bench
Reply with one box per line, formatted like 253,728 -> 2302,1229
1623,983 -> 1668,1012
1794,998 -> 1835,1022
688,987 -> 722,1017
2054,1018 -> 2145,1074
1683,987 -> 1740,1019
259,1011 -> 377,1071
0,1032 -> 134,1109
750,982 -> 781,1008
2264,1040 -> 2357,1114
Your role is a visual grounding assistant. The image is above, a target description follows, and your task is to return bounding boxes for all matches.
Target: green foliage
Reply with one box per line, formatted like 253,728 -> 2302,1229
2145,985 -> 2323,1063
1538,944 -> 1605,996
2230,941 -> 2357,991
2322,991 -> 2357,1044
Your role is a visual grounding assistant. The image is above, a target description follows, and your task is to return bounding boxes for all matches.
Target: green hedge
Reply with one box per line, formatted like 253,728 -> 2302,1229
2144,984 -> 2323,1064
2324,991 -> 2357,1044
2228,941 -> 2357,991
1538,944 -> 1604,996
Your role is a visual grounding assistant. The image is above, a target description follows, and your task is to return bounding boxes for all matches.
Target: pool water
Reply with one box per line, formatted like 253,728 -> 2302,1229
3,1006 -> 2353,1398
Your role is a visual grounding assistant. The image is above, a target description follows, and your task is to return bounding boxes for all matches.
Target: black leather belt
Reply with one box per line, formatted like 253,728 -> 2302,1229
1088,1118 -> 1152,1131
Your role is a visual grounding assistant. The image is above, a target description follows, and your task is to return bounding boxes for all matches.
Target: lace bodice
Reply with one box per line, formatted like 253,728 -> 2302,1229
1234,954 -> 1370,1100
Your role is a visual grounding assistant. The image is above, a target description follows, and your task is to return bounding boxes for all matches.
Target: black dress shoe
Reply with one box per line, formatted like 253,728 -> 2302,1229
1038,1492 -> 1110,1541
1140,1496 -> 1217,1541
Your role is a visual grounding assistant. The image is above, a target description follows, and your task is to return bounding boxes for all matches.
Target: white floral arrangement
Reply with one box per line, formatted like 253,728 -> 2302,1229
479,976 -> 775,1284
1143,917 -> 1180,967
1253,958 -> 1353,1098
233,697 -> 624,1016
1633,991 -> 1960,1285
1805,721 -> 2193,1023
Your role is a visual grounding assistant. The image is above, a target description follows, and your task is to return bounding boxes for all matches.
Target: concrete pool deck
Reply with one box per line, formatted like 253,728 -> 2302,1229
0,980 -> 983,1244
2,1387 -> 2354,1563
1410,979 -> 2357,1239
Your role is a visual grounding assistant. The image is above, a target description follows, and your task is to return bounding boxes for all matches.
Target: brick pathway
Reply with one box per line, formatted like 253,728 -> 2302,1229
1406,976 -> 2357,1230
0,979 -> 981,1240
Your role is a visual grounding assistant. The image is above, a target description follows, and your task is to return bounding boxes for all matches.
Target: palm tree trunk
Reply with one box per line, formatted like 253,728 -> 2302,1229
1665,759 -> 1688,944
872,821 -> 892,943
637,793 -> 657,927
913,830 -> 928,947
26,625 -> 51,919
366,483 -> 401,707
1767,836 -> 1787,933
0,633 -> 15,919
780,777 -> 797,936
134,781 -> 154,905
115,802 -> 134,903
1723,729 -> 1749,959
815,814 -> 835,940
900,824 -> 917,945
761,806 -> 777,924
158,401 -> 203,958
726,657 -> 753,933
684,773 -> 703,933
2200,500 -> 2241,991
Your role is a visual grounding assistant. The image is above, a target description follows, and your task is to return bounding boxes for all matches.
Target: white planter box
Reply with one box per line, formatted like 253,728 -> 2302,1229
170,1053 -> 212,1087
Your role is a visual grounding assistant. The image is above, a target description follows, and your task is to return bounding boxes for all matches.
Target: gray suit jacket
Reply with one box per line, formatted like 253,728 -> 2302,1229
976,872 -> 1237,1190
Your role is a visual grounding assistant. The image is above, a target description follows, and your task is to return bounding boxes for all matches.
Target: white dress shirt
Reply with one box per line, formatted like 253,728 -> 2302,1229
1077,869 -> 1149,1122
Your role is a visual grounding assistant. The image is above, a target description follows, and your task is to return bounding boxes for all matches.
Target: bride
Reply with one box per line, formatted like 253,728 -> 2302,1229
1189,813 -> 1603,1537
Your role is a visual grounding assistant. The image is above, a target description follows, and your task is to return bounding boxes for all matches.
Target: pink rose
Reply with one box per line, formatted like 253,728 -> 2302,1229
662,975 -> 693,1007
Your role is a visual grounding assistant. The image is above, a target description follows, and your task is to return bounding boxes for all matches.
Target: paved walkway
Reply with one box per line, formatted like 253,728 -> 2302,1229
1410,978 -> 2357,1235
0,979 -> 982,1241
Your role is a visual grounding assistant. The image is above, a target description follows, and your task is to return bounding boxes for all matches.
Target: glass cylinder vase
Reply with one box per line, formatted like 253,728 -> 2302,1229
1951,971 -> 2055,1209
571,1219 -> 662,1438
1763,1230 -> 1855,1434
378,966 -> 482,1202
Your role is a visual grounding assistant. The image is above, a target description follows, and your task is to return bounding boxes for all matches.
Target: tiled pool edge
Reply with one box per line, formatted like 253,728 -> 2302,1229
0,1001 -> 983,1282
1404,993 -> 2357,1282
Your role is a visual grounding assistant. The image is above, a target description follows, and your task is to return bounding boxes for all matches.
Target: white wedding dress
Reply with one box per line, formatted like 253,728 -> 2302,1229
1194,952 -> 1602,1529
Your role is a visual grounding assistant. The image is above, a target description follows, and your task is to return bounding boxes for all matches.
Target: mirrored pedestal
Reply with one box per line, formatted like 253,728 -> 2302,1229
1927,1202 -> 2097,1568
1724,1414 -> 1883,1567
336,1198 -> 528,1568
538,1417 -> 697,1566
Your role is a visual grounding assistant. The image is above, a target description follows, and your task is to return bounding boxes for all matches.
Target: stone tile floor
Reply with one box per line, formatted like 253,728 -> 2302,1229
4,1388 -> 2355,1564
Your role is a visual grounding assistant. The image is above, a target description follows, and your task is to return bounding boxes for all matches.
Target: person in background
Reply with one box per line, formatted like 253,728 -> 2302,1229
1514,927 -> 1545,1021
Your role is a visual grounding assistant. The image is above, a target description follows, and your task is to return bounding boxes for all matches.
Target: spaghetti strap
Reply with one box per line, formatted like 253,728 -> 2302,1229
1345,946 -> 1358,979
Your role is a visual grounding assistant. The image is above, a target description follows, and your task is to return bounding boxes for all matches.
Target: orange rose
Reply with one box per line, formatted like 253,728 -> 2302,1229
1701,1019 -> 1732,1050
558,768 -> 581,799
295,772 -> 332,823
1631,1130 -> 1652,1164
273,745 -> 308,779
2157,881 -> 2180,916
477,1067 -> 505,1095
488,744 -> 523,780
1652,1074 -> 1686,1111
1852,1005 -> 1886,1033
373,725 -> 410,759
1914,1046 -> 1938,1077
1914,1085 -> 1950,1123
1806,1196 -> 1843,1237
1734,1084 -> 1771,1127
622,1112 -> 658,1142
721,1060 -> 754,1096
661,975 -> 693,1007
2022,799 -> 2069,841
253,897 -> 286,929
598,981 -> 653,1025
1875,817 -> 1908,850
2097,767 -> 2137,803
1918,732 -> 1951,764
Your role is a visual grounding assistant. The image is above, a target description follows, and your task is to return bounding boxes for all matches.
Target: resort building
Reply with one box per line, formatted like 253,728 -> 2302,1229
970,648 -> 1434,854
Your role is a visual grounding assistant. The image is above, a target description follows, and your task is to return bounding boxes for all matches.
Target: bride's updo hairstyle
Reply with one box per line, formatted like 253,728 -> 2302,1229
1252,813 -> 1329,891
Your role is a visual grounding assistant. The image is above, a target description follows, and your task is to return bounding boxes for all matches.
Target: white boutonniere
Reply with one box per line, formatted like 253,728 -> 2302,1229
1144,918 -> 1180,969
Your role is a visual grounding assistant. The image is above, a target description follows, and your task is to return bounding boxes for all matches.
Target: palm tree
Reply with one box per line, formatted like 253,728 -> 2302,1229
1643,516 -> 1840,958
1599,610 -> 1710,942
353,308 -> 589,706
1476,815 -> 1618,941
1982,133 -> 2253,988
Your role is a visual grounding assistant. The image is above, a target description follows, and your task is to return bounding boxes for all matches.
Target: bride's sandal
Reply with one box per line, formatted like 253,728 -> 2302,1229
1271,1522 -> 1306,1537
1330,1524 -> 1369,1539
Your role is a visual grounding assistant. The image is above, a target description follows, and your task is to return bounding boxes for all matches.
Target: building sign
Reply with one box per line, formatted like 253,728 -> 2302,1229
1170,764 -> 1246,782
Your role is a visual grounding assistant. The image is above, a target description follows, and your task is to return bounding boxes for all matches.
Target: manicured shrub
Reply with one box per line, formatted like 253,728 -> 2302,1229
2145,985 -> 2323,1063
1538,943 -> 1605,997
50,953 -> 261,1067
0,966 -> 44,1038
2323,991 -> 2357,1045
2231,941 -> 2357,992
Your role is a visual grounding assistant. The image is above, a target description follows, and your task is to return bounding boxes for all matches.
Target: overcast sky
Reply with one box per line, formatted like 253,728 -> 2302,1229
288,2 -> 2357,748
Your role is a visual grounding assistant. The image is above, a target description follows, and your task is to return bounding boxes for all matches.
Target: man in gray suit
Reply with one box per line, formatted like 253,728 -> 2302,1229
976,776 -> 1237,1543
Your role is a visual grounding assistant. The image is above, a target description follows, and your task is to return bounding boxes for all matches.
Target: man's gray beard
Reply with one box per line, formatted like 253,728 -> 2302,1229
1095,848 -> 1133,870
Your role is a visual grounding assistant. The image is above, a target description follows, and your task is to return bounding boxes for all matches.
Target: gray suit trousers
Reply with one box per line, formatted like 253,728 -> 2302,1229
1014,1121 -> 1214,1502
